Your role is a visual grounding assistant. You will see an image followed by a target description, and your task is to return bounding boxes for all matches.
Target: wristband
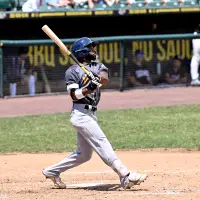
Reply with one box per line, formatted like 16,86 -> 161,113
74,89 -> 85,99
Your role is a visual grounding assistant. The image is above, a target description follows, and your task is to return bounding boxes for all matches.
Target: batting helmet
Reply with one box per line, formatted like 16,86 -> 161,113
72,37 -> 98,62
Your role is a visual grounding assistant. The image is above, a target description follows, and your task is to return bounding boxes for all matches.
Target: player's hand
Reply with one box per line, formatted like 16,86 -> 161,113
86,78 -> 100,92
87,71 -> 101,82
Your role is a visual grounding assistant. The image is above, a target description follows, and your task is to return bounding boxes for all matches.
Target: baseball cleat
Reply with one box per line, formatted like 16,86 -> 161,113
42,170 -> 66,189
120,172 -> 148,189
191,79 -> 200,86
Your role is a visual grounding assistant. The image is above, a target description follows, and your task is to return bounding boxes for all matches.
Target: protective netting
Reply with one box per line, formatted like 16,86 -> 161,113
2,38 -> 193,97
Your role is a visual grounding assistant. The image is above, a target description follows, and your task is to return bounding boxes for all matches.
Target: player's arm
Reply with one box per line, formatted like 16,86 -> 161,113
65,69 -> 98,101
70,86 -> 95,101
99,71 -> 109,85
96,63 -> 109,86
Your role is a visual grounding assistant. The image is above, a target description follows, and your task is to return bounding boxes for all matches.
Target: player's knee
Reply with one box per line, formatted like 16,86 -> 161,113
80,151 -> 93,163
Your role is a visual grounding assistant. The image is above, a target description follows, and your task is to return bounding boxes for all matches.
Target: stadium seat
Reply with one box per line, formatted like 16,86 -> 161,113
165,0 -> 179,7
148,0 -> 162,8
38,4 -> 74,11
0,0 -> 16,9
38,4 -> 48,11
74,5 -> 89,10
91,3 -> 121,10
111,3 -> 123,9
119,2 -> 127,8
129,0 -> 146,8
135,0 -> 146,7
181,0 -> 199,6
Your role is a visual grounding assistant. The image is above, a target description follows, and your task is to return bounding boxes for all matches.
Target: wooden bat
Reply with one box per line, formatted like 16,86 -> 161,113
41,25 -> 102,87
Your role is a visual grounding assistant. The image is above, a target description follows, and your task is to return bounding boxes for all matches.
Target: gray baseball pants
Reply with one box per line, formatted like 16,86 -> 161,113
43,104 -> 129,178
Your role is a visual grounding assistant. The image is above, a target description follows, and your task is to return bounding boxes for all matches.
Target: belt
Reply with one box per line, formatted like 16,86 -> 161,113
72,103 -> 97,112
84,105 -> 97,112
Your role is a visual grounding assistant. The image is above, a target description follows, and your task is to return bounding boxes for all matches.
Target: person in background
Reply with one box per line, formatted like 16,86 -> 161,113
7,47 -> 36,97
126,0 -> 152,8
88,0 -> 118,7
74,0 -> 88,8
88,0 -> 104,9
45,0 -> 74,8
190,24 -> 200,86
26,64 -> 37,96
103,0 -> 118,7
22,0 -> 43,11
6,47 -> 28,97
127,49 -> 152,87
160,55 -> 187,85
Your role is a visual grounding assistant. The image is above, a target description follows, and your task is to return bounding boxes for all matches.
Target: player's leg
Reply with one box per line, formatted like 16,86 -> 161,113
9,82 -> 17,97
28,74 -> 36,96
43,133 -> 93,188
191,40 -> 200,85
71,110 -> 147,189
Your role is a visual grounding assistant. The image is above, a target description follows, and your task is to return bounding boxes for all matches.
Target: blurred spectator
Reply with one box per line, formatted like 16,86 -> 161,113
178,0 -> 183,5
88,0 -> 118,8
127,0 -> 152,7
104,0 -> 118,6
88,0 -> 98,8
45,0 -> 74,7
6,47 -> 37,97
159,55 -> 187,85
74,0 -> 88,8
145,0 -> 153,6
88,0 -> 106,8
161,0 -> 167,6
178,0 -> 187,6
127,49 -> 153,87
22,0 -> 43,11
126,0 -> 134,7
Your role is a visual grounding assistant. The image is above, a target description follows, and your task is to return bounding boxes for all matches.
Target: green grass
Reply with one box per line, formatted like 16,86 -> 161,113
1,104 -> 200,153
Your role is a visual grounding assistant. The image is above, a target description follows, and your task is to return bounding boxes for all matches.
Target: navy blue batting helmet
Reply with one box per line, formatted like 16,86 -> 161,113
72,37 -> 98,59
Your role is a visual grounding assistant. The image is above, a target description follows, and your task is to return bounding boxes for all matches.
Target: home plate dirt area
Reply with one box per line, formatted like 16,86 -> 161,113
1,87 -> 200,200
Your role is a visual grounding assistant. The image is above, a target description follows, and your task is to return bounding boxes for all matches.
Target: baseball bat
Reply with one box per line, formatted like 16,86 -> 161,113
41,25 -> 102,87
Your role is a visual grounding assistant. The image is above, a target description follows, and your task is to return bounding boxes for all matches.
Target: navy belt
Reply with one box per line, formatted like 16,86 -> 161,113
84,105 -> 97,112
72,103 -> 97,112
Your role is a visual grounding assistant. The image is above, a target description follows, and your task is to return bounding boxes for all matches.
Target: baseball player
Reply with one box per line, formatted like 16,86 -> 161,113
190,24 -> 200,86
42,37 -> 148,189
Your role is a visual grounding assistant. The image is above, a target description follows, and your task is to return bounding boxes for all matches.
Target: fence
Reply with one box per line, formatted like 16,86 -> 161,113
1,33 -> 200,98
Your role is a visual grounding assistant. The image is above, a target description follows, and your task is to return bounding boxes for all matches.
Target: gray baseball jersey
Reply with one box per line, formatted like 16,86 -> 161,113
65,61 -> 108,106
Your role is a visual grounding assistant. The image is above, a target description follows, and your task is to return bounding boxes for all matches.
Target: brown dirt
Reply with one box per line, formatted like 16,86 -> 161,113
1,87 -> 200,200
1,86 -> 200,117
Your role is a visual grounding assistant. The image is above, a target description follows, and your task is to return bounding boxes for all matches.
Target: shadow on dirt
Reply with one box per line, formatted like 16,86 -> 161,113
68,184 -> 149,192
